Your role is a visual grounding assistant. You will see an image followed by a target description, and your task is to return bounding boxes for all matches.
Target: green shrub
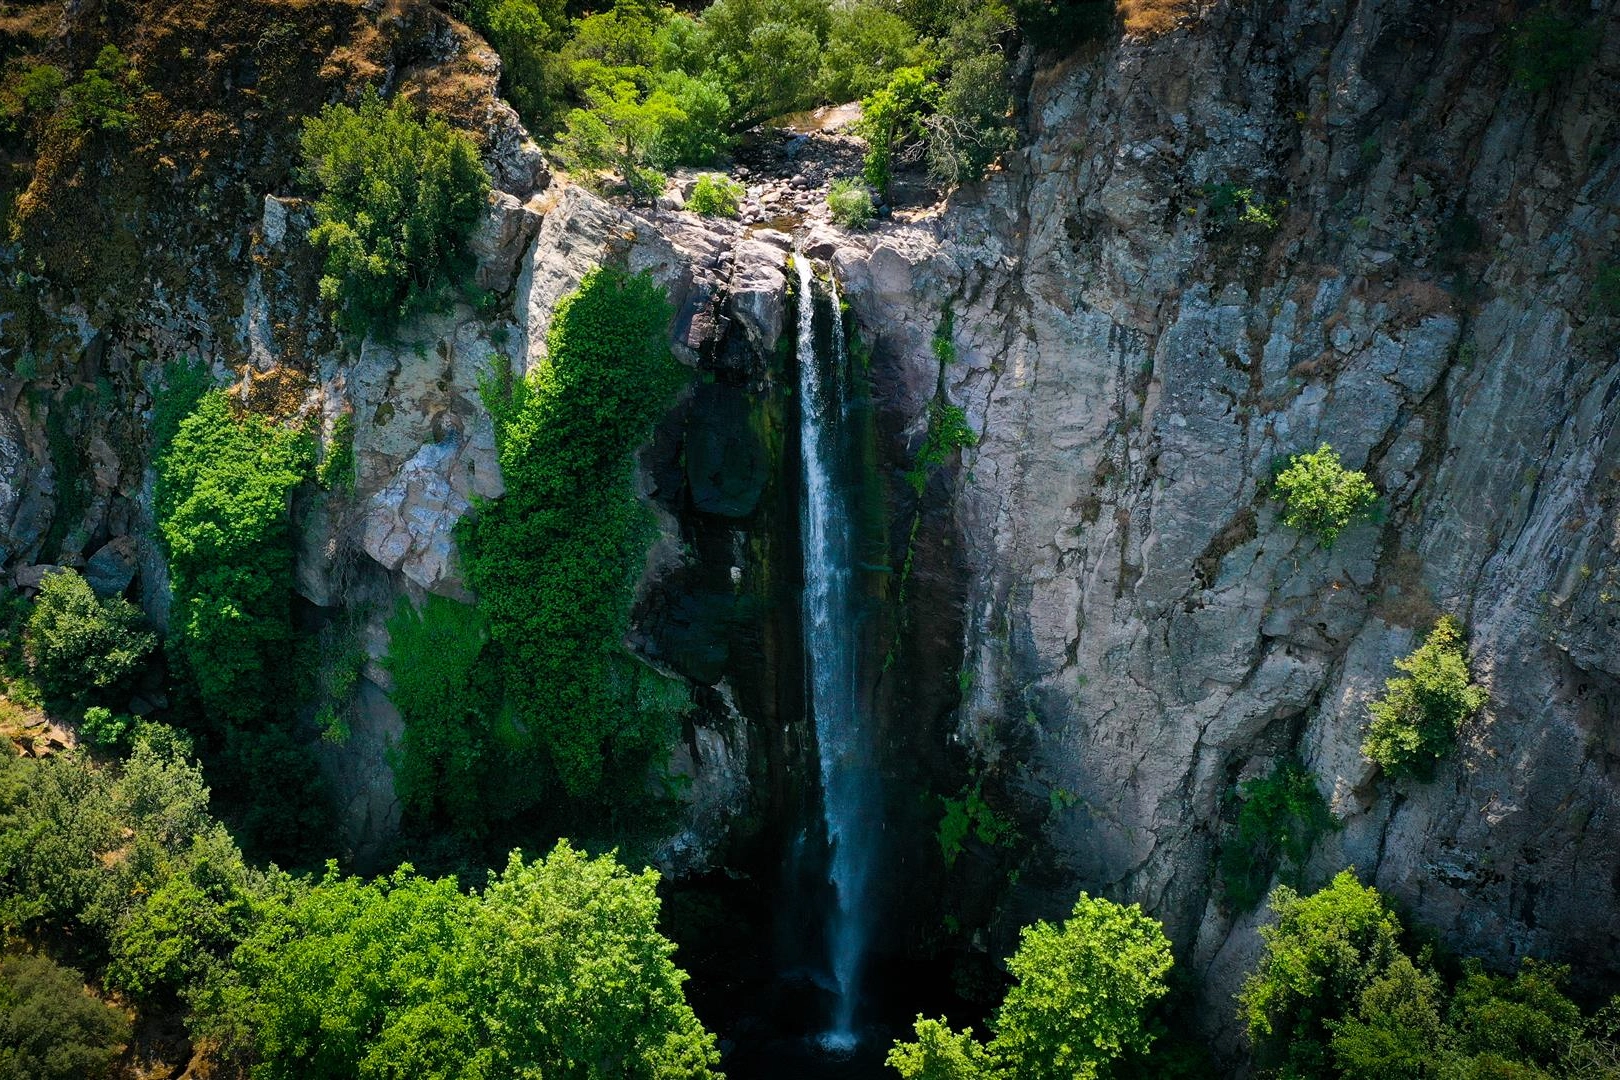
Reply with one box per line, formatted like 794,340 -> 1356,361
905,400 -> 976,495
300,91 -> 491,334
1591,262 -> 1620,317
1204,182 -> 1284,236
25,570 -> 154,704
156,391 -> 314,725
316,411 -> 355,494
202,841 -> 721,1080
0,953 -> 130,1080
1272,443 -> 1377,546
148,357 -> 212,460
554,84 -> 681,202
1509,7 -> 1597,92
80,706 -> 134,752
1219,762 -> 1338,911
459,267 -> 689,800
686,172 -> 744,217
937,780 -> 1016,868
60,46 -> 139,135
827,178 -> 875,229
0,63 -> 65,134
1361,616 -> 1487,780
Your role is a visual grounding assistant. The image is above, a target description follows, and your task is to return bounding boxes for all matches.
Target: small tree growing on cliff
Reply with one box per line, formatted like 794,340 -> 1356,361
1271,443 -> 1377,546
300,91 -> 490,334
1361,616 -> 1488,780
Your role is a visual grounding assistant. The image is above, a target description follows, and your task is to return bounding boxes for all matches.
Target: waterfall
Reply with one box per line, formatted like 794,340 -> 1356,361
795,253 -> 874,1051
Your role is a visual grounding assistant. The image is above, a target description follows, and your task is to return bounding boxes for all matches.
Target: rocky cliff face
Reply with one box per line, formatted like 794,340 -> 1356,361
827,0 -> 1620,1040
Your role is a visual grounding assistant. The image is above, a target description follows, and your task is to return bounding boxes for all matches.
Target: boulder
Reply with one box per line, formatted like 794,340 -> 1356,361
469,190 -> 542,294
728,239 -> 788,356
83,536 -> 136,597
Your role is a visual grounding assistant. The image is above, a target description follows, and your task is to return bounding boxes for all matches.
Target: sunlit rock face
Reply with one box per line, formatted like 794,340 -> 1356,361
820,0 -> 1620,1042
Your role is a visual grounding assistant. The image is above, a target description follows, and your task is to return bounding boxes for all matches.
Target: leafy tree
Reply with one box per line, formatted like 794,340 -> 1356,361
0,750 -> 119,934
555,80 -> 684,201
697,0 -> 831,127
202,841 -> 720,1079
1447,960 -> 1583,1072
300,91 -> 490,334
820,3 -> 921,102
887,1016 -> 994,1079
25,569 -> 154,704
60,45 -> 139,134
0,953 -> 129,1080
1361,616 -> 1488,780
156,391 -> 314,726
106,826 -> 258,999
925,51 -> 1015,187
653,70 -> 734,166
470,0 -> 571,130
1238,870 -> 1404,1079
1220,763 -> 1339,912
1328,953 -> 1448,1079
470,842 -> 721,1078
890,893 -> 1174,1080
459,268 -> 689,802
858,66 -> 933,197
990,893 -> 1175,1079
1271,443 -> 1377,546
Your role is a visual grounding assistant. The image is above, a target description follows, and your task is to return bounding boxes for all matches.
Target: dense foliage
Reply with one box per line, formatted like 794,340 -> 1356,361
156,391 -> 314,725
1361,616 -> 1488,780
1219,762 -> 1338,911
827,177 -> 875,228
1240,871 -> 1620,1079
459,0 -> 1072,198
382,595 -> 505,829
0,730 -> 718,1079
24,569 -> 154,706
300,91 -> 491,334
889,893 -> 1174,1078
457,267 -> 689,804
1272,443 -> 1377,546
0,952 -> 130,1080
201,841 -> 720,1080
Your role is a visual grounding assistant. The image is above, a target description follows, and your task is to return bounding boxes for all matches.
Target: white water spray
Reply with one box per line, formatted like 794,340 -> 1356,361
795,253 -> 873,1050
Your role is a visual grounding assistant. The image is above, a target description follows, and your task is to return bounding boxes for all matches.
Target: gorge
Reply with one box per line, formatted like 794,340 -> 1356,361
0,0 -> 1617,1076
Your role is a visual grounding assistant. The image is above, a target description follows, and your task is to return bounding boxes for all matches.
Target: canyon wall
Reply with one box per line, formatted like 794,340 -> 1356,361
832,0 -> 1620,1037
1,0 -> 1617,1051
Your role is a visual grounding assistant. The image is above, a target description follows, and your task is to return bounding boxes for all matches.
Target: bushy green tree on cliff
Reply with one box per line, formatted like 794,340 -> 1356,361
1361,616 -> 1488,780
300,91 -> 490,334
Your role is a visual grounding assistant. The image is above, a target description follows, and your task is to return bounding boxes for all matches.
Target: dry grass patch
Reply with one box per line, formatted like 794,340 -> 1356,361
1118,0 -> 1193,36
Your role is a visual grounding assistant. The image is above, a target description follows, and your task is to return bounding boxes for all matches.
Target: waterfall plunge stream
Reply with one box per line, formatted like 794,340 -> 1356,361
796,253 -> 876,1051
